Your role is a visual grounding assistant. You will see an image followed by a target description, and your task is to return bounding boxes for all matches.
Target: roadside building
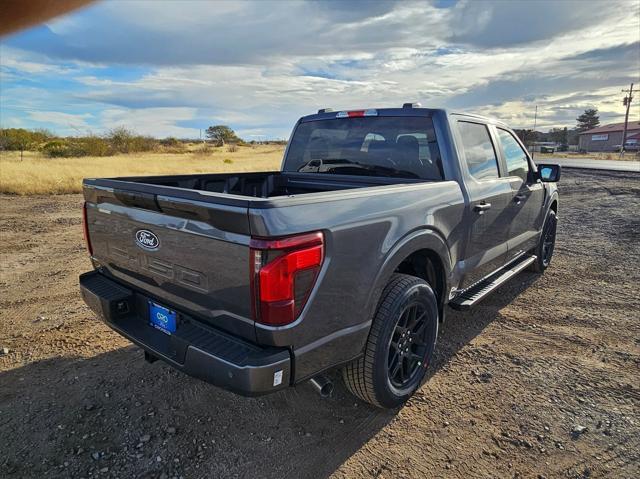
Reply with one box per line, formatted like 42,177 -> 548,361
578,121 -> 640,152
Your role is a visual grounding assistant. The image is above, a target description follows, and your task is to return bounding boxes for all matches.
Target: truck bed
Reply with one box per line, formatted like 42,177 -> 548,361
88,171 -> 422,201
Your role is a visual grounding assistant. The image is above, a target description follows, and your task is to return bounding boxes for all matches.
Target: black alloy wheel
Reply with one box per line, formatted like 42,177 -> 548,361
529,210 -> 558,273
342,274 -> 439,408
387,302 -> 433,391
541,212 -> 557,267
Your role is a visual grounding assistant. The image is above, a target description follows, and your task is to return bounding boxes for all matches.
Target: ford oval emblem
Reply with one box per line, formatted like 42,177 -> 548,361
135,229 -> 160,250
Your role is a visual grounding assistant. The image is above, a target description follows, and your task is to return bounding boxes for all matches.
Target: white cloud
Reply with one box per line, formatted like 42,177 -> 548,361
1,0 -> 638,137
0,46 -> 74,75
100,107 -> 198,138
28,111 -> 93,130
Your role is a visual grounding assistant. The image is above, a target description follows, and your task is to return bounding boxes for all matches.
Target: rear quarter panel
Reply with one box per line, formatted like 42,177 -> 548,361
249,181 -> 465,380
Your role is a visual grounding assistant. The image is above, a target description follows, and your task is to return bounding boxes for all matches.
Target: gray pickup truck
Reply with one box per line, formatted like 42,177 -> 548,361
80,105 -> 560,408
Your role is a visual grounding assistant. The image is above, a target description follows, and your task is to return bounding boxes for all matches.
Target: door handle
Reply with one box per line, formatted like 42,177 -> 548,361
473,202 -> 492,214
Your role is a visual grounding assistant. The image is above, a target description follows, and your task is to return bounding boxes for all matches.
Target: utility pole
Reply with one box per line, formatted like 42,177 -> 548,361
531,104 -> 538,159
620,83 -> 634,158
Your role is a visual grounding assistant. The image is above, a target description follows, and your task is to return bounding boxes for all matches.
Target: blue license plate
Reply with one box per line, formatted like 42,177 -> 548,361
149,302 -> 177,335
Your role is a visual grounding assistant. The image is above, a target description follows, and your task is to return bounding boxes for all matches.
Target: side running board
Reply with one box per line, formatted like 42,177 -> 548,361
449,255 -> 536,310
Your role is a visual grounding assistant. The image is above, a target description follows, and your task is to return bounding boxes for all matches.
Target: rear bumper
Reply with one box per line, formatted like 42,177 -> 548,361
79,270 -> 291,396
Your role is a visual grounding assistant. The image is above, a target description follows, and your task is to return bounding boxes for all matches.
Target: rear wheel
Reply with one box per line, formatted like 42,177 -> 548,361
342,274 -> 438,409
530,210 -> 557,273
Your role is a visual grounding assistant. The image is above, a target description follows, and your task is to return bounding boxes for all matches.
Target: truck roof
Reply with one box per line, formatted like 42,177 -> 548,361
300,106 -> 505,127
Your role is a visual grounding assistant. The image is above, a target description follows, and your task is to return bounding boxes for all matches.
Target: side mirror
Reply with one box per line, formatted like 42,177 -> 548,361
537,163 -> 561,182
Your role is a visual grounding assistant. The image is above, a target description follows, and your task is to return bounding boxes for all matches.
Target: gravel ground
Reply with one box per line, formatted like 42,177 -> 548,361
0,169 -> 639,478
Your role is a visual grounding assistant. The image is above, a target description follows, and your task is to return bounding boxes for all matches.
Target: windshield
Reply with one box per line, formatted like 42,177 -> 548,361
283,116 -> 443,180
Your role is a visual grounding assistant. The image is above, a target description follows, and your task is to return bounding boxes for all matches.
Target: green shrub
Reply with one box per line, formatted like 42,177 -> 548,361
223,158 -> 233,164
41,136 -> 111,158
106,126 -> 134,153
106,127 -> 157,154
0,128 -> 52,152
160,137 -> 181,147
41,140 -> 74,158
158,136 -> 187,153
130,135 -> 157,153
77,135 -> 110,156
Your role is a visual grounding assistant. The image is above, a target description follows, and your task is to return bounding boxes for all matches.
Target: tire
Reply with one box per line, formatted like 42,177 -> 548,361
342,273 -> 439,409
529,210 -> 557,273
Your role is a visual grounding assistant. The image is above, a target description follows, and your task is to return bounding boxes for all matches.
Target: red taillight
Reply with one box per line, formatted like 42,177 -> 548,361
82,202 -> 93,256
250,232 -> 324,326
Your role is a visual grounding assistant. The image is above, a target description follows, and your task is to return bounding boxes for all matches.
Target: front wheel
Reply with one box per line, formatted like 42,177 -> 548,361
529,210 -> 557,273
342,274 -> 439,409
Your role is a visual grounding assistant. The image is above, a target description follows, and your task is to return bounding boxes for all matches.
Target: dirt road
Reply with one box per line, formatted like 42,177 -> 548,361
1,170 -> 639,478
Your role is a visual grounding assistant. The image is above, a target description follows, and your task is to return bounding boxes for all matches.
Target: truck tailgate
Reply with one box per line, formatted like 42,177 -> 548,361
83,183 -> 255,340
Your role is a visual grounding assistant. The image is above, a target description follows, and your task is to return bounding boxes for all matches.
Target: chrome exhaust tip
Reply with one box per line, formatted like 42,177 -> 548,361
309,375 -> 333,397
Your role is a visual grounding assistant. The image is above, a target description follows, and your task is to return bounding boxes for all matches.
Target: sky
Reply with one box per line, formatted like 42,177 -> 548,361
1,0 -> 639,139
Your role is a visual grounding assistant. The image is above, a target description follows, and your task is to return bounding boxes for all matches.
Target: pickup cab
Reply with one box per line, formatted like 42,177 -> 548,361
79,105 -> 560,408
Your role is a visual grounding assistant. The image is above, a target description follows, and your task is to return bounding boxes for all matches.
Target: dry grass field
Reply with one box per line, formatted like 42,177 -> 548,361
0,144 -> 285,195
3,144 -> 637,196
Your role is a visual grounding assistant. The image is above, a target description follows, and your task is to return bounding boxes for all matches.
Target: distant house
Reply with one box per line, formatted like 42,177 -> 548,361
578,121 -> 640,152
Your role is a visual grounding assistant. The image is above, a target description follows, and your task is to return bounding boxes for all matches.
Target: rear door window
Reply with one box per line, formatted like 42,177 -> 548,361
457,121 -> 500,181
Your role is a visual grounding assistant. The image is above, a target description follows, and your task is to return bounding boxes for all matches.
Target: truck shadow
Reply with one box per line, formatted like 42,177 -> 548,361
0,273 -> 540,479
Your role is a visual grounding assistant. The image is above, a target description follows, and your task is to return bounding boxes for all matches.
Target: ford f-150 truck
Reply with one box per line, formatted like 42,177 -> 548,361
79,105 -> 560,408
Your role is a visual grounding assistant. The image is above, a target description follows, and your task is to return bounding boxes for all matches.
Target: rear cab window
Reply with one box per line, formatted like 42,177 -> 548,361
283,116 -> 443,180
457,121 -> 500,181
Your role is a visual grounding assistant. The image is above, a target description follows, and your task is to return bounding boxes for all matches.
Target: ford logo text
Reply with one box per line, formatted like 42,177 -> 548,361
135,230 -> 160,250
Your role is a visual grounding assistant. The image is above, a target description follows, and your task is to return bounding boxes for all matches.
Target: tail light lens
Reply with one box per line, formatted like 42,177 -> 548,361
82,202 -> 93,256
250,231 -> 324,326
